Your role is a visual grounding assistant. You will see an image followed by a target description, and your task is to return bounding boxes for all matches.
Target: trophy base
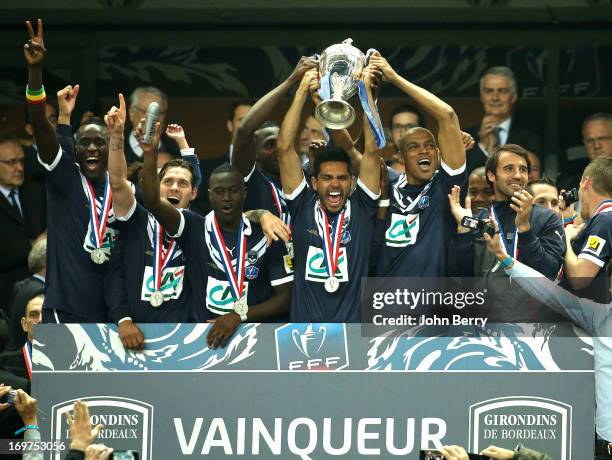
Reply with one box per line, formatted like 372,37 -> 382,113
315,99 -> 356,130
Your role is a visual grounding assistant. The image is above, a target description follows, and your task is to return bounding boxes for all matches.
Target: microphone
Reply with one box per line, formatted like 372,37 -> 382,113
142,102 -> 160,145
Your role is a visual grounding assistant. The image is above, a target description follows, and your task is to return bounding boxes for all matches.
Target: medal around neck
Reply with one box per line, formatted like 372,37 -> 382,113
150,290 -> 164,307
233,299 -> 248,321
325,276 -> 339,293
91,248 -> 105,265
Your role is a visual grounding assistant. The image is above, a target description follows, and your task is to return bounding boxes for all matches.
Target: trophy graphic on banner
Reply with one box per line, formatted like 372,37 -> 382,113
315,38 -> 366,130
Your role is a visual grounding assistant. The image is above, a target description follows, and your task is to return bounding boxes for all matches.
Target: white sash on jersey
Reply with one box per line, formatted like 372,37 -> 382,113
391,173 -> 433,214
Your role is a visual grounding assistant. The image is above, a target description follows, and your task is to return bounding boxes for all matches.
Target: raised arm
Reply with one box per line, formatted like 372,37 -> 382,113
104,93 -> 135,218
232,57 -> 317,176
139,120 -> 182,235
358,66 -> 382,194
166,123 -> 202,188
278,70 -> 317,195
57,84 -> 79,126
23,19 -> 59,163
370,53 -> 465,170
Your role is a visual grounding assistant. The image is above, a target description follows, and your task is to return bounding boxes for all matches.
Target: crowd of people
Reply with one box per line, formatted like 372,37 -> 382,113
0,18 -> 610,459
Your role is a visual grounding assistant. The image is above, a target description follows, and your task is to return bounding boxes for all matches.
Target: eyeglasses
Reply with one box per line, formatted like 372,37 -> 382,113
584,136 -> 612,146
391,123 -> 417,132
0,158 -> 25,167
133,106 -> 167,116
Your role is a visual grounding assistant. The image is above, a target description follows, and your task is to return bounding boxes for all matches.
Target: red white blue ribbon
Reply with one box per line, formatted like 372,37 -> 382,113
152,220 -> 177,292
316,205 -> 345,278
83,174 -> 113,250
22,341 -> 32,381
593,199 -> 612,217
211,216 -> 247,302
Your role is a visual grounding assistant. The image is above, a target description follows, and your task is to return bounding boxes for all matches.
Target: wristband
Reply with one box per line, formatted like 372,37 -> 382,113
14,425 -> 38,435
501,256 -> 513,268
26,85 -> 46,104
378,199 -> 390,208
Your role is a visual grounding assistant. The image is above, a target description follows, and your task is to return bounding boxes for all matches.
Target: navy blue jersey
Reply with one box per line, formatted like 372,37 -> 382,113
560,207 -> 612,303
174,210 -> 293,321
111,203 -> 195,322
285,177 -> 379,322
38,125 -> 120,322
243,166 -> 289,223
377,161 -> 466,277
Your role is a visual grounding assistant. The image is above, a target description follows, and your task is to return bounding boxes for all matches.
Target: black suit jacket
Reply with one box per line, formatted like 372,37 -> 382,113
0,183 -> 46,312
465,121 -> 543,175
8,276 -> 45,349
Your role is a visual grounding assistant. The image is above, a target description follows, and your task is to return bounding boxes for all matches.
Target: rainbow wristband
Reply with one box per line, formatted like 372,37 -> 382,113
26,85 -> 46,104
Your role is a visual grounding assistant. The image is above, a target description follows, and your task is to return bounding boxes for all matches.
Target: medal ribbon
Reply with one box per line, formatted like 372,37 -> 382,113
82,173 -> 113,249
318,205 -> 345,278
153,220 -> 177,292
22,341 -> 32,381
211,216 -> 247,302
489,205 -> 518,258
262,175 -> 291,226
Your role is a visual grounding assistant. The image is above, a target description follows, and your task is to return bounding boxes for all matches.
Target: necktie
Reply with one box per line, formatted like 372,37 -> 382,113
8,189 -> 22,217
493,126 -> 503,148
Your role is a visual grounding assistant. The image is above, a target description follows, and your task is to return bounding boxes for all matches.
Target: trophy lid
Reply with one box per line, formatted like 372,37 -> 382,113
321,38 -> 364,59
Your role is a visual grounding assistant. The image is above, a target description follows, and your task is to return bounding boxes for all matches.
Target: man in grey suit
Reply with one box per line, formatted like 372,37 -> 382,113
465,66 -> 543,175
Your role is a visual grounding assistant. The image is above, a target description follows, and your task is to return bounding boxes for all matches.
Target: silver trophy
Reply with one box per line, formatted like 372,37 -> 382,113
315,38 -> 366,130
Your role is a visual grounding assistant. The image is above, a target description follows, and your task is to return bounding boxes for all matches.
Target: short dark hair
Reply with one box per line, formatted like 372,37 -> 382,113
228,99 -> 254,122
257,120 -> 279,131
526,177 -> 558,195
0,134 -> 23,150
485,144 -> 531,189
159,159 -> 196,187
389,104 -> 423,130
209,163 -> 244,183
312,146 -> 352,177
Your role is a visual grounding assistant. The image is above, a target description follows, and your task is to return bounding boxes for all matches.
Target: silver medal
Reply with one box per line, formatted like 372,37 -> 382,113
233,299 -> 248,316
324,276 -> 339,293
150,290 -> 164,307
90,248 -> 105,264
285,241 -> 294,259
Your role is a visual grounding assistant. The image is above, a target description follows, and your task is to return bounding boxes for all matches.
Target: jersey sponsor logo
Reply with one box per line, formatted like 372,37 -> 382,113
275,323 -> 349,370
82,226 -> 118,262
385,213 -> 420,247
583,235 -> 605,256
141,266 -> 185,303
206,276 -> 249,315
304,246 -> 348,283
245,265 -> 259,280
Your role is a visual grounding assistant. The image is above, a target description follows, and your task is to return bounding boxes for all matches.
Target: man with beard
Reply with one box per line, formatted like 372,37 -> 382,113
141,122 -> 293,348
370,53 -> 467,277
277,67 -> 381,322
24,20 -> 120,323
448,144 -> 565,321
